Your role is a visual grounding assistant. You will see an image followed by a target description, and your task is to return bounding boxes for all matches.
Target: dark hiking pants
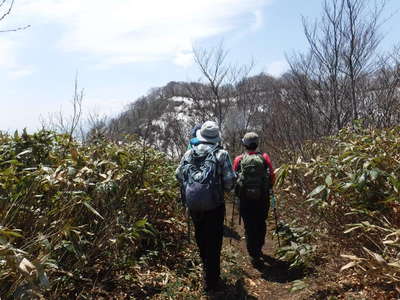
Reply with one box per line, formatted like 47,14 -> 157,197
190,204 -> 225,289
240,199 -> 269,258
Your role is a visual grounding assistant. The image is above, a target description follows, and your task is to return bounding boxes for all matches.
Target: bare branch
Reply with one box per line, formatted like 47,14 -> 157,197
0,0 -> 14,22
0,24 -> 30,33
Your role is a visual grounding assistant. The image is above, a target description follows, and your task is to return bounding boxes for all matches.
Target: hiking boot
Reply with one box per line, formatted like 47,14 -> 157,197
250,255 -> 264,268
249,250 -> 263,260
204,278 -> 222,293
261,254 -> 280,266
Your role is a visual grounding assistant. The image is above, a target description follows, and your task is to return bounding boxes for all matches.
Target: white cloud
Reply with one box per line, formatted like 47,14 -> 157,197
15,0 -> 271,67
0,38 -> 17,68
173,51 -> 194,68
8,67 -> 34,79
34,97 -> 130,133
0,37 -> 34,79
83,98 -> 130,119
47,96 -> 130,120
266,60 -> 289,77
251,10 -> 264,31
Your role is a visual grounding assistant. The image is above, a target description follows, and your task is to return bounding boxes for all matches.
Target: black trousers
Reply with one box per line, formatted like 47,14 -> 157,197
189,205 -> 225,288
240,199 -> 269,257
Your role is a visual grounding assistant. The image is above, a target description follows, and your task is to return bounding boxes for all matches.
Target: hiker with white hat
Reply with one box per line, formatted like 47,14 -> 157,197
176,121 -> 235,293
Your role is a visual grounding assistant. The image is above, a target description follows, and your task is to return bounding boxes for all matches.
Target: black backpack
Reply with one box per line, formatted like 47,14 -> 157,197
182,145 -> 222,212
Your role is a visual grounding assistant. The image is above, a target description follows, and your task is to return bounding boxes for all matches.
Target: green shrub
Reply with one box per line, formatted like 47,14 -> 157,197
0,130 -> 189,298
274,126 -> 400,289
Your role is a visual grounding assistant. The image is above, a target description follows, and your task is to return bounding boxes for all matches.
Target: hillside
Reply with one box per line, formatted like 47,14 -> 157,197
99,74 -> 283,160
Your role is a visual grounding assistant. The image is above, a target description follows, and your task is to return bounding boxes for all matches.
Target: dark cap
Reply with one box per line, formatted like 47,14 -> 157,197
242,132 -> 259,146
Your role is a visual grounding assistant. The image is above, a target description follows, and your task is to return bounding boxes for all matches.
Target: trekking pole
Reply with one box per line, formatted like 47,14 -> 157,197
270,190 -> 281,247
187,209 -> 191,243
230,194 -> 235,245
235,189 -> 241,225
180,185 -> 191,243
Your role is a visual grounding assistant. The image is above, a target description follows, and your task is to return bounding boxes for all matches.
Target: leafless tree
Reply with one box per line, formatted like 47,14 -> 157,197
226,73 -> 279,155
300,0 -> 348,132
340,0 -> 385,121
40,76 -> 84,140
189,43 -> 253,130
285,0 -> 388,139
83,111 -> 109,142
367,49 -> 400,127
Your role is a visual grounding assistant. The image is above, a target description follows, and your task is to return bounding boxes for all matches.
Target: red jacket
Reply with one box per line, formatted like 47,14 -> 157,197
233,152 -> 275,186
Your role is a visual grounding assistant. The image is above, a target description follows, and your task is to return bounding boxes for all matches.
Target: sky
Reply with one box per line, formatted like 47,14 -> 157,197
0,0 -> 399,132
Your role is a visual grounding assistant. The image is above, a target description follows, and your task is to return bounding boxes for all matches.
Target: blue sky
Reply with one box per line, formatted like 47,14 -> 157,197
1,0 -> 399,132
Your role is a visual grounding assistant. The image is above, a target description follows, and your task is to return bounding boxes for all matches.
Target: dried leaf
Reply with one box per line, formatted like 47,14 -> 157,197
82,201 -> 104,219
340,261 -> 357,271
18,258 -> 36,276
341,254 -> 363,261
363,247 -> 386,265
388,261 -> 400,269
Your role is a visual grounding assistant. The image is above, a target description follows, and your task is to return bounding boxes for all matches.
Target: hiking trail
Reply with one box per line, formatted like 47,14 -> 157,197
202,200 -> 312,300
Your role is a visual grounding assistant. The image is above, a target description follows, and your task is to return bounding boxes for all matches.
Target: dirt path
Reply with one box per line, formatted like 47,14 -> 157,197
211,201 -> 312,300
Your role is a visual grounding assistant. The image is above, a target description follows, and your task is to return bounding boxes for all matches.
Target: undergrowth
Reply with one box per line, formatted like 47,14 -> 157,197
274,125 -> 400,299
2,125 -> 399,299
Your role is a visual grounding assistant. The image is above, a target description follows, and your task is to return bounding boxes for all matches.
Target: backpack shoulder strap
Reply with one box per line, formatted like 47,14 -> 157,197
185,148 -> 195,163
237,153 -> 246,172
259,152 -> 273,187
256,151 -> 269,169
207,144 -> 222,163
211,143 -> 222,152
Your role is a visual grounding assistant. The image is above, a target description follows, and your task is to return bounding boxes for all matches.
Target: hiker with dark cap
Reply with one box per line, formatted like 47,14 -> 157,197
176,121 -> 235,292
233,132 -> 275,264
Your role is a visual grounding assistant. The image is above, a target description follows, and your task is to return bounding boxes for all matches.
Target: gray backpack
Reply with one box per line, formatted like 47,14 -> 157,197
182,145 -> 221,212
